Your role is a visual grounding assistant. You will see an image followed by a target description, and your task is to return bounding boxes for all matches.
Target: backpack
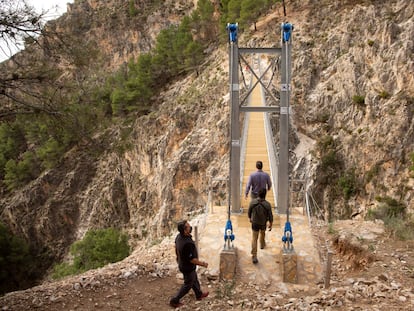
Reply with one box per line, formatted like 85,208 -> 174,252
252,201 -> 268,226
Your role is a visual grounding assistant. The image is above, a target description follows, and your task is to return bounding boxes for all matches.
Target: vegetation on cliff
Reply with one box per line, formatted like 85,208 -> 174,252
52,228 -> 130,280
0,0 -> 280,292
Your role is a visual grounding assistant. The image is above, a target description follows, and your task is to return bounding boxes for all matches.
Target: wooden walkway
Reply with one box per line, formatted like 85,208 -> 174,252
240,79 -> 276,211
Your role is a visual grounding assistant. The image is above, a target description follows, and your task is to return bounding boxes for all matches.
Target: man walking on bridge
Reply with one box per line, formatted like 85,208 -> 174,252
245,161 -> 272,200
248,188 -> 273,264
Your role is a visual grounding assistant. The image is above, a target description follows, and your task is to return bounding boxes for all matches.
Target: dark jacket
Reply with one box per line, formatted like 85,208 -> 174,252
175,233 -> 198,273
248,198 -> 273,230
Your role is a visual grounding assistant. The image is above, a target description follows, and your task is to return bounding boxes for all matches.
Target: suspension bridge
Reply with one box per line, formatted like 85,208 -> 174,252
192,23 -> 322,288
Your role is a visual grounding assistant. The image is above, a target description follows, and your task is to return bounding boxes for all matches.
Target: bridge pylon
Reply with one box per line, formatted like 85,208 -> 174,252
227,23 -> 291,215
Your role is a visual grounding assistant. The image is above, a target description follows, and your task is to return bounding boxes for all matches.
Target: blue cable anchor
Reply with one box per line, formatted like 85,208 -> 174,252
223,219 -> 235,250
281,22 -> 293,43
282,221 -> 293,251
226,23 -> 238,43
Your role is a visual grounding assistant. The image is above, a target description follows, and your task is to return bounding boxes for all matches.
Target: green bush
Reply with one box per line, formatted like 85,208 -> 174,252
51,262 -> 80,279
128,0 -> 138,16
375,196 -> 406,218
315,135 -> 344,189
0,222 -> 34,294
366,196 -> 413,240
316,112 -> 330,123
318,135 -> 335,152
52,228 -> 130,279
365,163 -> 381,183
320,150 -> 339,170
36,138 -> 65,169
338,169 -> 357,200
1,108 -> 97,191
352,95 -> 365,106
385,216 -> 414,241
0,122 -> 26,178
378,90 -> 390,99
3,151 -> 39,190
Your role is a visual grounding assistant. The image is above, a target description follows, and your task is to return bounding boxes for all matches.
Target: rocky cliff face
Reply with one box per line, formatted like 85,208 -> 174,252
291,0 -> 413,218
56,0 -> 195,69
239,0 -> 413,219
1,0 -> 225,276
0,0 -> 413,283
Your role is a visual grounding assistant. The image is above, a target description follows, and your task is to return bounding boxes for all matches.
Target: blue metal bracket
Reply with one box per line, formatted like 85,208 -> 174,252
227,23 -> 238,43
282,221 -> 293,251
281,22 -> 293,43
224,219 -> 235,249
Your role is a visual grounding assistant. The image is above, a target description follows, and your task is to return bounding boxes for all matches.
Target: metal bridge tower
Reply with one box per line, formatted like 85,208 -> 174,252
227,23 -> 293,215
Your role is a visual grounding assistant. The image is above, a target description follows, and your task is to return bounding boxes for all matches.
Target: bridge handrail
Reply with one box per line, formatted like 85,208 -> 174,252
259,57 -> 278,210
239,78 -> 253,200
263,102 -> 278,209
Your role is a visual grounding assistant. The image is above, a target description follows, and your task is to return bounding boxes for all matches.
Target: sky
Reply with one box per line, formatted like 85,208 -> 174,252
28,0 -> 74,19
0,1 -> 74,61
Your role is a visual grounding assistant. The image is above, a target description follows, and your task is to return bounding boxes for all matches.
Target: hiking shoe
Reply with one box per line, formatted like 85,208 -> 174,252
197,291 -> 209,300
252,257 -> 258,264
169,301 -> 184,308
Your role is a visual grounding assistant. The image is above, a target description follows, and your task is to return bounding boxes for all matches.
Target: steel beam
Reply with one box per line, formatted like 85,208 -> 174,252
239,48 -> 282,54
240,106 -> 280,112
229,40 -> 241,213
277,25 -> 292,216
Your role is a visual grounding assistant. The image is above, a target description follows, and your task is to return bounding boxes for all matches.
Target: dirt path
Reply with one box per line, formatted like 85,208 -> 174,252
2,220 -> 414,311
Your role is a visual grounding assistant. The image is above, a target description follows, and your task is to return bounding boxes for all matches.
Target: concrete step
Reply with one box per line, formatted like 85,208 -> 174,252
197,205 -> 322,287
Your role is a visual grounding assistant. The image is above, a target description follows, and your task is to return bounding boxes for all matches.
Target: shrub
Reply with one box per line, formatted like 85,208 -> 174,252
378,90 -> 390,99
318,135 -> 335,151
365,163 -> 381,183
0,222 -> 34,294
328,222 -> 337,235
366,196 -> 413,240
0,122 -> 26,178
316,112 -> 330,123
352,95 -> 365,106
321,150 -> 339,170
375,196 -> 406,218
338,169 -> 357,200
36,138 -> 65,169
128,0 -> 138,16
51,262 -> 80,279
52,228 -> 130,279
385,216 -> 414,241
316,135 -> 343,187
3,151 -> 39,190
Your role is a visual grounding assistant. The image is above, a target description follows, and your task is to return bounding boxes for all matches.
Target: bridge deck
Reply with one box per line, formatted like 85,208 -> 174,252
241,78 -> 275,211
